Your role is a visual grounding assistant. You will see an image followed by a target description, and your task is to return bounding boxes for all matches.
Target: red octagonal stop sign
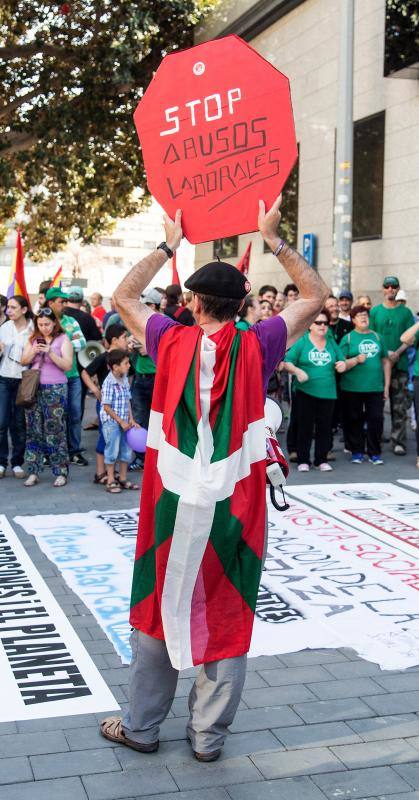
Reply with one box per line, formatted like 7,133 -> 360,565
134,35 -> 297,244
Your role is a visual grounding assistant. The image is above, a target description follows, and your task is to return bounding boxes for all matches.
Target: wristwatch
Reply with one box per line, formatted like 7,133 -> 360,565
157,242 -> 174,259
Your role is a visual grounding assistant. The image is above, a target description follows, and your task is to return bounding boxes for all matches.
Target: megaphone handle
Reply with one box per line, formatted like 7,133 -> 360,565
270,484 -> 290,512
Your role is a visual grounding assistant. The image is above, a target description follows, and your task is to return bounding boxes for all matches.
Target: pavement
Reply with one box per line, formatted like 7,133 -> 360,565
1,400 -> 419,800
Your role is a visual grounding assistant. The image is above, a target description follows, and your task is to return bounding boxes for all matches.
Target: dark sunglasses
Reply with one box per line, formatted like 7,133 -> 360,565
36,308 -> 54,318
383,282 -> 399,289
314,320 -> 329,326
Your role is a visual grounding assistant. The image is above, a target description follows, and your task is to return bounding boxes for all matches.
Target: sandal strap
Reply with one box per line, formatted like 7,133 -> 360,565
101,716 -> 124,742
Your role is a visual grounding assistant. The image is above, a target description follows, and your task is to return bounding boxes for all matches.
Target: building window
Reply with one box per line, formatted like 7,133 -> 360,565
384,0 -> 419,78
353,111 -> 385,241
263,150 -> 299,252
213,236 -> 238,258
100,237 -> 124,247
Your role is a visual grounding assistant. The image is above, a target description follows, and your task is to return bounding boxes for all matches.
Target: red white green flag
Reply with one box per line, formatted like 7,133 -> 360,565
130,322 -> 266,669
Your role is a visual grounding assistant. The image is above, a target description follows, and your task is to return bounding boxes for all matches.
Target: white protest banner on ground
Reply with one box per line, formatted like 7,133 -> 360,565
285,482 -> 419,557
0,515 -> 118,722
15,509 -> 138,664
399,479 -> 419,492
16,489 -> 419,671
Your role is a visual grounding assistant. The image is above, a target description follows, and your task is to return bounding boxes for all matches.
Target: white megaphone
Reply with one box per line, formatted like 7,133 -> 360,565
78,340 -> 105,368
264,396 -> 283,434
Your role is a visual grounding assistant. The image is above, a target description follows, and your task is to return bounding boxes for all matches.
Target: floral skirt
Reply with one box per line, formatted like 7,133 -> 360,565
25,383 -> 69,477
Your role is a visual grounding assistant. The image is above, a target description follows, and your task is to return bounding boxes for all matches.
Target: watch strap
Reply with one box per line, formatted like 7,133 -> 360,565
157,241 -> 174,259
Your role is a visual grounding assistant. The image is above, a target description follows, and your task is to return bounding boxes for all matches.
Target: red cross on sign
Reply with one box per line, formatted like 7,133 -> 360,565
134,35 -> 297,244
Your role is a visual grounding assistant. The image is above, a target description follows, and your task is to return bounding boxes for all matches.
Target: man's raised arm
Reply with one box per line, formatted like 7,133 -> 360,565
258,195 -> 329,346
113,210 -> 182,342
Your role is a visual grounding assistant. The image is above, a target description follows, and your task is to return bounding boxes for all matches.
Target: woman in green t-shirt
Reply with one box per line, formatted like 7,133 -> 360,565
401,320 -> 419,469
340,306 -> 391,465
283,309 -> 346,472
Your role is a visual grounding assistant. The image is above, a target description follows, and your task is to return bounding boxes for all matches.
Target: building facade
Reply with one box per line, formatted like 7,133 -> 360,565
195,0 -> 419,310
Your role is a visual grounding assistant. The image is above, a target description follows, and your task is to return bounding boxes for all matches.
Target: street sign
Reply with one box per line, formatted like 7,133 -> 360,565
134,35 -> 297,244
303,233 -> 317,268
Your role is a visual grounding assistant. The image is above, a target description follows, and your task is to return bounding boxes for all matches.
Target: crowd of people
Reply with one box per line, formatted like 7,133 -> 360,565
0,272 -> 418,488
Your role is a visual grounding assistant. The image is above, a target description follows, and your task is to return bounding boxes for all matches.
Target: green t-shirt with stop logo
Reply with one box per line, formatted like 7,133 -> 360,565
340,330 -> 387,392
284,332 -> 343,399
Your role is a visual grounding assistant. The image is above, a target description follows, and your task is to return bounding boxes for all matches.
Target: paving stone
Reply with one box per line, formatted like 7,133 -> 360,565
242,684 -> 316,708
246,655 -> 282,671
393,764 -> 419,789
407,736 -> 419,751
175,678 -> 195,697
65,726 -> 120,751
258,665 -> 332,686
379,794 -> 419,800
169,755 -> 262,790
0,722 -> 17,735
273,721 -> 361,749
103,653 -> 125,668
243,671 -> 269,690
85,640 -> 118,655
363,691 -> 419,716
133,791 -> 230,800
277,650 -> 348,667
226,775 -> 329,800
230,706 -> 303,733
307,677 -> 383,700
82,767 -> 177,799
373,674 -> 419,693
0,756 -> 32,785
312,766 -> 411,798
158,716 -> 188,741
31,747 -> 121,779
0,777 -> 88,800
331,738 -> 419,768
324,660 -> 384,679
347,714 -> 419,741
115,739 -> 192,769
293,697 -> 373,724
251,746 -> 343,779
99,667 -> 130,686
0,730 -> 68,757
225,730 -> 282,757
17,713 -> 98,733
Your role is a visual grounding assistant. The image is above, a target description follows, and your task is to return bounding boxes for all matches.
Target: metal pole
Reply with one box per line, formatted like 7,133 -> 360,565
332,0 -> 354,295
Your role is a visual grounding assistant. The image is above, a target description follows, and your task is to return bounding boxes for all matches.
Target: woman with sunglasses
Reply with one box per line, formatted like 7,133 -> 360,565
21,308 -> 73,487
0,295 -> 33,479
282,309 -> 346,471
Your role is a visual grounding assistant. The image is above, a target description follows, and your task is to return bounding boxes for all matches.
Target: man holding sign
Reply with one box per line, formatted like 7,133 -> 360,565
100,195 -> 328,761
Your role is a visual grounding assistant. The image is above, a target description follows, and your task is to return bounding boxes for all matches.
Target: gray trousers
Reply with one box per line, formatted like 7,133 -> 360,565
122,630 -> 246,753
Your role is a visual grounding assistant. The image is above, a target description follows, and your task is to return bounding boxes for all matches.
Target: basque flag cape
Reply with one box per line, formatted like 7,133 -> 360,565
130,321 -> 266,670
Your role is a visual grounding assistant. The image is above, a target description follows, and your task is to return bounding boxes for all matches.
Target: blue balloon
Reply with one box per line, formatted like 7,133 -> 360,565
126,426 -> 147,453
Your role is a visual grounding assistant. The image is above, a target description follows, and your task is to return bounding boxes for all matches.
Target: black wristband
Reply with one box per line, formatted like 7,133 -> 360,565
157,242 -> 174,259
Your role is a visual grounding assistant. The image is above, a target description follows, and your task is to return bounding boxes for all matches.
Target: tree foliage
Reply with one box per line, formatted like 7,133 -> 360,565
0,0 -> 216,259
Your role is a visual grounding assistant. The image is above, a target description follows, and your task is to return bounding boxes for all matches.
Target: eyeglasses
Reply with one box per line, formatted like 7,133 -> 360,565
314,320 -> 329,326
36,308 -> 54,318
383,282 -> 399,289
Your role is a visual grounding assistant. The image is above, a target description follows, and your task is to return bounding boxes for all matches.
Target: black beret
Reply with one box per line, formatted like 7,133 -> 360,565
185,261 -> 251,300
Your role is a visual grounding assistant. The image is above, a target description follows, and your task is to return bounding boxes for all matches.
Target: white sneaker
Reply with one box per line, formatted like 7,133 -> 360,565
12,466 -> 25,479
297,463 -> 310,472
317,462 -> 333,472
0,466 -> 5,479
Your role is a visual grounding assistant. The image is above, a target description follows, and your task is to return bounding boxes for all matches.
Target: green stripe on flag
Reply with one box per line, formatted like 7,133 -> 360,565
130,488 -> 180,609
211,333 -> 241,463
209,498 -> 262,611
174,347 -> 199,458
155,488 -> 180,547
130,546 -> 155,608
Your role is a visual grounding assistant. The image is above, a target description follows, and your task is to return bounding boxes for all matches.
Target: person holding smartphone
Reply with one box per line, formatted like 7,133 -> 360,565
21,308 -> 73,486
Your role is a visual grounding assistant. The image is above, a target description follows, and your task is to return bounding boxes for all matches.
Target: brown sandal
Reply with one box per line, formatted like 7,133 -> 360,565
118,479 -> 139,490
94,472 -> 107,485
106,481 -> 121,493
100,716 -> 159,752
